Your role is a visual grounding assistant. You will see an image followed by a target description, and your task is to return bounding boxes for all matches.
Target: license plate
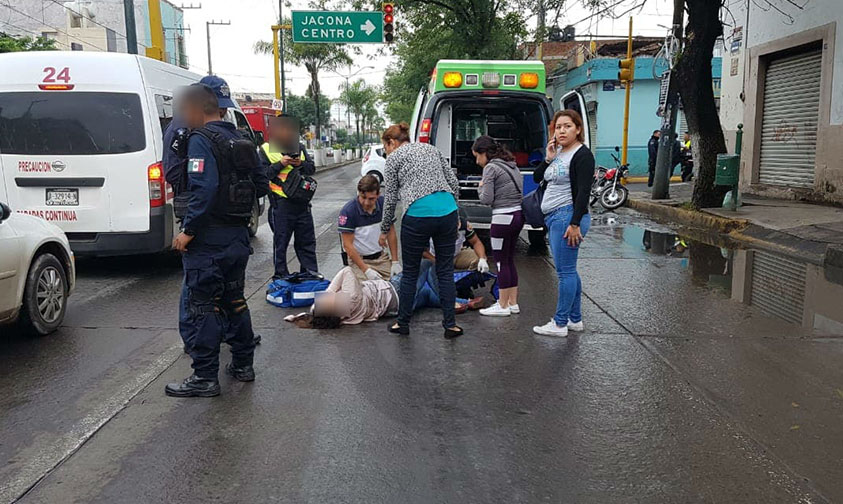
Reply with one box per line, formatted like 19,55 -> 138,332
46,188 -> 79,206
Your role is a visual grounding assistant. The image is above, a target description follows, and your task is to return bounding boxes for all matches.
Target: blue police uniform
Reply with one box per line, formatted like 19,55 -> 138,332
260,143 -> 318,278
162,117 -> 193,351
179,120 -> 268,382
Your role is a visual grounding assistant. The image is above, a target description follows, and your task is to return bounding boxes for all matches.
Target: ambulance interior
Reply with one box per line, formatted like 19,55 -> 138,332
433,98 -> 549,201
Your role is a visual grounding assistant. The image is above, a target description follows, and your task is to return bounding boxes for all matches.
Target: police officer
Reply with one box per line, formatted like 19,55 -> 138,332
164,84 -> 269,398
164,76 -> 239,354
260,114 -> 318,279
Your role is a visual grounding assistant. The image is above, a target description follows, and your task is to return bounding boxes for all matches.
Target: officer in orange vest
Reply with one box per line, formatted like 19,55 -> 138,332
260,114 -> 318,279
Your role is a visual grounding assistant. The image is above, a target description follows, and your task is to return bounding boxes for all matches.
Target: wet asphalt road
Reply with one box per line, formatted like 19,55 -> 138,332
2,162 -> 842,503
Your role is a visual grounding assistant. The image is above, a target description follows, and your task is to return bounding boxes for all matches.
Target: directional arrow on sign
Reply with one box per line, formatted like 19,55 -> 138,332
360,19 -> 376,36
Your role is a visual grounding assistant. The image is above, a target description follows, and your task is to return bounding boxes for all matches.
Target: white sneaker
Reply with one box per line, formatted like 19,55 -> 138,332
532,320 -> 568,336
480,302 -> 511,317
567,321 -> 584,332
509,304 -> 521,314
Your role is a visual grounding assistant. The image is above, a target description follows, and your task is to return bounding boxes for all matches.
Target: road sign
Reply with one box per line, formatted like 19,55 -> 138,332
271,99 -> 283,111
291,11 -> 384,44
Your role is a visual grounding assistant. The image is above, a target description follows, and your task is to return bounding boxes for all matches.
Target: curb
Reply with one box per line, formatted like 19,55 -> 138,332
627,197 -> 748,233
316,158 -> 360,174
626,175 -> 682,183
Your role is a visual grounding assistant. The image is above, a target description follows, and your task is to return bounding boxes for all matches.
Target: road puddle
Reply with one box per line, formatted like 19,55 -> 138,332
599,213 -> 843,336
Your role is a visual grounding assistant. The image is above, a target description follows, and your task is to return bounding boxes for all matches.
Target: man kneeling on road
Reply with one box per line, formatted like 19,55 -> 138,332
339,175 -> 401,281
424,208 -> 489,273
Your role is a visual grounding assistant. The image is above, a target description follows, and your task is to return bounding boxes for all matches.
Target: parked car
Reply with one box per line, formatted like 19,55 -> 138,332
0,201 -> 75,335
360,144 -> 386,182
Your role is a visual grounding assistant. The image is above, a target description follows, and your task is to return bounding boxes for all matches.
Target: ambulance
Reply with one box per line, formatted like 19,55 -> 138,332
0,51 -> 261,257
409,60 -> 589,247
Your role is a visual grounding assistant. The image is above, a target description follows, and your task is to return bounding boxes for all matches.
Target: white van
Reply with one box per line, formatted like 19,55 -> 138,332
0,52 -> 261,257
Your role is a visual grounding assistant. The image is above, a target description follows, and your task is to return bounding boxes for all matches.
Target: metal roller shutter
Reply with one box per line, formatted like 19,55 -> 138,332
758,48 -> 822,188
750,251 -> 806,325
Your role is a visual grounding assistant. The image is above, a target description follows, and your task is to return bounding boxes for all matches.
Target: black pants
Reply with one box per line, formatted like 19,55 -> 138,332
269,197 -> 318,278
647,163 -> 656,186
398,210 -> 458,329
181,227 -> 255,379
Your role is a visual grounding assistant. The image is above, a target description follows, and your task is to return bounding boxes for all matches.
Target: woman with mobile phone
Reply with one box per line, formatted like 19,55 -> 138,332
531,110 -> 595,337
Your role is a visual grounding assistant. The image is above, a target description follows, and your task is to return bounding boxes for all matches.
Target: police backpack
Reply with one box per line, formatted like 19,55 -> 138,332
173,127 -> 259,224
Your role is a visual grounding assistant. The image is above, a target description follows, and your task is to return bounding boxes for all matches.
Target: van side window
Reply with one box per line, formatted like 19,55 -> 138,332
155,94 -> 173,131
0,92 -> 145,155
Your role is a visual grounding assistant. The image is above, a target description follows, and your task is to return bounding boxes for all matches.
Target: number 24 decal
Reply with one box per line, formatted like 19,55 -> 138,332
43,67 -> 71,83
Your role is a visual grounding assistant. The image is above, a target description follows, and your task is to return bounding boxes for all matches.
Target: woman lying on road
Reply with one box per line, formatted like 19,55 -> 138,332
532,109 -> 595,337
287,263 -> 483,329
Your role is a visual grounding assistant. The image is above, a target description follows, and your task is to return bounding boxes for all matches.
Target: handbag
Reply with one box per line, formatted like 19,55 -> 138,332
497,165 -> 545,228
266,272 -> 330,308
522,182 -> 547,228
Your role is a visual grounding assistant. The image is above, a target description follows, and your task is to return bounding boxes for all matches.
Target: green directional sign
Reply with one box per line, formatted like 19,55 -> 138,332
291,11 -> 383,44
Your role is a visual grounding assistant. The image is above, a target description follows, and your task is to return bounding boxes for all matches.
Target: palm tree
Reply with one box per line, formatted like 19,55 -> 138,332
254,27 -> 351,145
340,79 -> 375,149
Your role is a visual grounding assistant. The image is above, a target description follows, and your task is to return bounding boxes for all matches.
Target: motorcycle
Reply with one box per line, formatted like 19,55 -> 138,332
590,146 -> 629,210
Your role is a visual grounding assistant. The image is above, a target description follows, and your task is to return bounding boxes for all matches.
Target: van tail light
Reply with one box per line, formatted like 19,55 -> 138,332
419,118 -> 432,143
363,151 -> 370,163
148,162 -> 165,208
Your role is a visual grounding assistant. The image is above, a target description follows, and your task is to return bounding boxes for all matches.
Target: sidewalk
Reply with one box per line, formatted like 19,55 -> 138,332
316,156 -> 360,173
626,182 -> 843,267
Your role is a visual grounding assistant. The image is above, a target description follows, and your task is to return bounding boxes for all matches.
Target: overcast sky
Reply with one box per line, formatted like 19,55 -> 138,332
182,0 -> 676,102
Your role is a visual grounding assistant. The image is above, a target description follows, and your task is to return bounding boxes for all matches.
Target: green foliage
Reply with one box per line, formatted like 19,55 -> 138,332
340,79 -> 380,145
254,22 -> 352,143
285,93 -> 332,133
379,1 -> 528,123
335,128 -> 349,144
0,32 -> 58,53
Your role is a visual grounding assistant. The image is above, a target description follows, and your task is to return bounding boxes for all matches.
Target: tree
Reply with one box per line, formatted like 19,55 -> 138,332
285,93 -> 332,135
0,32 -> 57,53
340,79 -> 378,146
254,26 -> 351,146
380,0 -> 528,123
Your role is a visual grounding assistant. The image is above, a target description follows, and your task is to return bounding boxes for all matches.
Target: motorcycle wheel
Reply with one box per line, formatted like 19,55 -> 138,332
600,185 -> 629,210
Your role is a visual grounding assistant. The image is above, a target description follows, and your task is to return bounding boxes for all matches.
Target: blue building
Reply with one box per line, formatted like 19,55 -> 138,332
551,55 -> 721,175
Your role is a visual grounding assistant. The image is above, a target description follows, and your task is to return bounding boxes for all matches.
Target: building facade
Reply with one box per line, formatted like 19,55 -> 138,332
552,56 -> 721,176
0,0 -> 187,69
720,0 -> 842,204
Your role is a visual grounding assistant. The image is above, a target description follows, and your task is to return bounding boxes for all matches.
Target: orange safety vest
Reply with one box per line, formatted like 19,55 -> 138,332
261,142 -> 306,198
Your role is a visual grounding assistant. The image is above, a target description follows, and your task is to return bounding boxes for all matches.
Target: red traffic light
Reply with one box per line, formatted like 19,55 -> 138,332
383,4 -> 394,14
384,13 -> 393,23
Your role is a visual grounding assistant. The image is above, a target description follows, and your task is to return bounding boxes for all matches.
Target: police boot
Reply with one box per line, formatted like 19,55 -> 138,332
165,374 -> 221,397
226,363 -> 256,382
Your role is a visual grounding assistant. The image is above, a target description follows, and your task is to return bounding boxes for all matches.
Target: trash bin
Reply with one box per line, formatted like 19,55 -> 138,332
715,154 -> 739,186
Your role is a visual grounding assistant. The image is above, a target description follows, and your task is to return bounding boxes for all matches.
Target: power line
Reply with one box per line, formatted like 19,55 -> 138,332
45,0 -> 150,48
0,1 -> 109,51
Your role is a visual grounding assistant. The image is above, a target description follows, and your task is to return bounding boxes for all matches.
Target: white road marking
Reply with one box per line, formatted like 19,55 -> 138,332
1,343 -> 183,504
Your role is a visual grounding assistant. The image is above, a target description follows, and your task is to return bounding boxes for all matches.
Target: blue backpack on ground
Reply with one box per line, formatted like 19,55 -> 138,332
266,272 -> 330,308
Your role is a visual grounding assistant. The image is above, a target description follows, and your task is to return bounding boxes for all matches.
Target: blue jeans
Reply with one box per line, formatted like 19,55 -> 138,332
398,211 -> 458,329
545,205 -> 591,326
390,260 -> 467,311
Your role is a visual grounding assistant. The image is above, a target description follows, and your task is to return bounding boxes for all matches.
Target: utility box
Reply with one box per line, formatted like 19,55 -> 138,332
716,154 -> 740,186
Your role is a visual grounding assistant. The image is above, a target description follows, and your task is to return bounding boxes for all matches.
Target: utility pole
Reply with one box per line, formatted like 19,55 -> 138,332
279,0 -> 287,113
146,0 -> 165,61
205,20 -> 230,76
123,0 -> 137,54
652,0 -> 685,199
619,17 -> 634,165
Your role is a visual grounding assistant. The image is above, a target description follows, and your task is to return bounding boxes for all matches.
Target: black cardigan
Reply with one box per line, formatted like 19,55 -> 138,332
532,145 -> 595,227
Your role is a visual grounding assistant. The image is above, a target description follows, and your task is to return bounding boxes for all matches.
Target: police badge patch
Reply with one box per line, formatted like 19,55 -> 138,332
188,159 -> 205,174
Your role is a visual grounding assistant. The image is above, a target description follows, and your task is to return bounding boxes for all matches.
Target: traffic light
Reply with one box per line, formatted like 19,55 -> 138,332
618,58 -> 634,83
383,2 -> 395,43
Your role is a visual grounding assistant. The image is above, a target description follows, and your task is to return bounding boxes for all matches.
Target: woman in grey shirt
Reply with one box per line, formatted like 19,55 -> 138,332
531,110 -> 595,337
473,135 -> 524,317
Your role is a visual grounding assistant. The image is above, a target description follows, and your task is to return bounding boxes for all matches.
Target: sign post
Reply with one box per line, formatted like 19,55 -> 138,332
291,11 -> 384,44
